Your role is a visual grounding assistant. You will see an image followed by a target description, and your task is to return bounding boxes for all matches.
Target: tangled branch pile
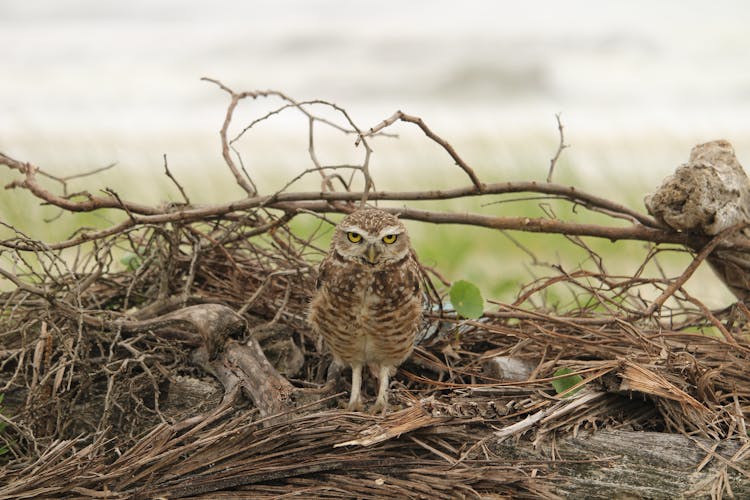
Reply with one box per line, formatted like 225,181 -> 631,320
1,80 -> 749,498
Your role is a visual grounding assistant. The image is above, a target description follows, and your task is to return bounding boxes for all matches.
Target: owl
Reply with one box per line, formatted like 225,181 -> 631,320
308,208 -> 423,413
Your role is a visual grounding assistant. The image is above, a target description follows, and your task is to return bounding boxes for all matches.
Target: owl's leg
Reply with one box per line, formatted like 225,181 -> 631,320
371,364 -> 391,414
347,363 -> 363,411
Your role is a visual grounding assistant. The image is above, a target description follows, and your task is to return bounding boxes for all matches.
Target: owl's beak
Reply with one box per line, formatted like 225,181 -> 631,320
365,244 -> 380,264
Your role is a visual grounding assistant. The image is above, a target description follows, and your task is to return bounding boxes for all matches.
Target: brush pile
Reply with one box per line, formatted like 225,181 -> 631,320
1,82 -> 749,498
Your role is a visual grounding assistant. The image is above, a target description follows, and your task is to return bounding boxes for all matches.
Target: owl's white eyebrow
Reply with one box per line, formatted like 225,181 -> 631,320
377,226 -> 404,237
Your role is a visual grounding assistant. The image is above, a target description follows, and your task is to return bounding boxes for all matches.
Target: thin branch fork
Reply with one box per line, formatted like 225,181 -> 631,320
362,110 -> 484,191
1,153 -> 160,215
201,77 -> 292,197
203,78 -> 376,204
546,113 -> 569,184
644,223 -> 748,318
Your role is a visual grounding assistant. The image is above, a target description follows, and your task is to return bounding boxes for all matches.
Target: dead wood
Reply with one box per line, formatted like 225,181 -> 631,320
1,82 -> 750,498
646,139 -> 750,303
495,429 -> 750,499
221,340 -> 299,420
110,303 -> 300,420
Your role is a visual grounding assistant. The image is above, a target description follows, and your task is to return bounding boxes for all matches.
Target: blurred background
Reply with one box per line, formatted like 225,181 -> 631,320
2,0 -> 749,306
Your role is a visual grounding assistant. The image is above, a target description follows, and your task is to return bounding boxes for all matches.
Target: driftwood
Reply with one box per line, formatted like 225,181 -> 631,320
647,139 -> 750,302
503,429 -> 750,499
102,303 -> 299,420
1,83 -> 750,498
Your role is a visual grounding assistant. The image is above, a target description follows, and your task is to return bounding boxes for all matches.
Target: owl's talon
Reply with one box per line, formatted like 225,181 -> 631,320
370,400 -> 389,415
347,399 -> 364,412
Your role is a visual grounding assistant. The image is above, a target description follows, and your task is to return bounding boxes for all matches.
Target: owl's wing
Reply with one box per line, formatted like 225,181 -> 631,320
405,259 -> 421,295
315,254 -> 334,290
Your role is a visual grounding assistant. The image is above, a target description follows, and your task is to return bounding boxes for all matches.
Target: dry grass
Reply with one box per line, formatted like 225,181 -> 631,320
1,209 -> 749,498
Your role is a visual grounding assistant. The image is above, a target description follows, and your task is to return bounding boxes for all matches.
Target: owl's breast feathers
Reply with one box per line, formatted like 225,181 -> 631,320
309,252 -> 422,365
316,252 -> 420,310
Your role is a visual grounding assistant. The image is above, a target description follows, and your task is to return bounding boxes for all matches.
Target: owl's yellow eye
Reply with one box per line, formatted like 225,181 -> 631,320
347,232 -> 363,243
382,234 -> 398,244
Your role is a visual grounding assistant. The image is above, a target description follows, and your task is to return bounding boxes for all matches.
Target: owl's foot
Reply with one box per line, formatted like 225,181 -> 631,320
346,398 -> 364,412
370,397 -> 389,415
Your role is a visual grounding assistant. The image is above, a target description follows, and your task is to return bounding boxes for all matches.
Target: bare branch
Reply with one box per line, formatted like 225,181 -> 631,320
202,78 -> 259,195
546,113 -> 569,183
362,110 -> 484,191
163,154 -> 190,205
1,152 -> 160,215
644,223 -> 747,317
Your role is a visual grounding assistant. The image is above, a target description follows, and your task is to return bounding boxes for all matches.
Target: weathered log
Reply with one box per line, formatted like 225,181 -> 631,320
116,303 -> 300,420
162,375 -> 223,422
115,303 -> 245,357
220,340 -> 298,419
645,139 -> 750,301
493,429 -> 749,499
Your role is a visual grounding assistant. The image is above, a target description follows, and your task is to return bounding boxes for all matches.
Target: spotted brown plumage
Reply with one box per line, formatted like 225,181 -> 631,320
308,208 -> 422,412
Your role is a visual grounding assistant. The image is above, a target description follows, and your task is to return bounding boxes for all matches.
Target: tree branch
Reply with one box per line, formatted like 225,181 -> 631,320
546,112 -> 569,183
362,110 -> 484,191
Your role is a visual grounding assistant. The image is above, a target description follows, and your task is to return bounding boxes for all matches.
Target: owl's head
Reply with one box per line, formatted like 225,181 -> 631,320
332,209 -> 412,266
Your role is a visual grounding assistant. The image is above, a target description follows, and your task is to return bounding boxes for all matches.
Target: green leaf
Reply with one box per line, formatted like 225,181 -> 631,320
552,367 -> 584,397
449,280 -> 484,319
120,253 -> 142,271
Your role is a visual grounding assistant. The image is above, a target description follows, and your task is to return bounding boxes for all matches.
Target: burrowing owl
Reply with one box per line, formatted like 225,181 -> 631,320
308,208 -> 422,412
